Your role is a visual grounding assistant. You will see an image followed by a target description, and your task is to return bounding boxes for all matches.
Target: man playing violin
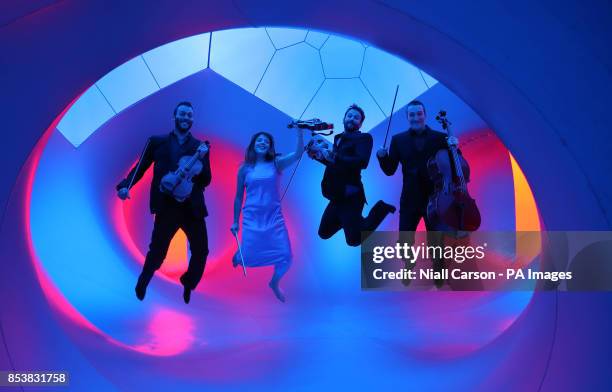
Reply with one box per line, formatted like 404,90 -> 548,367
376,100 -> 463,287
311,104 -> 396,247
116,101 -> 211,304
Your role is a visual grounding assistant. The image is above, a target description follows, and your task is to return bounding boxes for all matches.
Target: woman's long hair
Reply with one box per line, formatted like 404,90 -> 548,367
244,132 -> 279,169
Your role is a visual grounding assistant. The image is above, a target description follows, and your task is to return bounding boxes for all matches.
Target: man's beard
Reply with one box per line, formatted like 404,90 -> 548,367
175,118 -> 192,133
344,121 -> 360,132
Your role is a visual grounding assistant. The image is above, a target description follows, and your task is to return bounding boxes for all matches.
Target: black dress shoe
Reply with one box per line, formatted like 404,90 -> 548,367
135,285 -> 146,301
183,286 -> 191,304
135,275 -> 148,301
379,200 -> 397,214
433,259 -> 445,289
401,260 -> 416,287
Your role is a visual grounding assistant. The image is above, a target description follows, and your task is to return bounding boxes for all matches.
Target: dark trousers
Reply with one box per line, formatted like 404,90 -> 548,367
399,205 -> 446,275
318,197 -> 390,247
141,204 -> 209,290
399,206 -> 436,243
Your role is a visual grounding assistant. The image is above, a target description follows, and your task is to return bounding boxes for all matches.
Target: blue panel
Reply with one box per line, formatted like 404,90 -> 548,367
320,35 -> 365,78
30,132 -> 143,316
305,30 -> 329,49
142,33 -> 209,88
301,78 -> 386,133
255,42 -> 324,119
210,28 -> 275,93
56,85 -> 115,147
361,46 -> 432,115
266,27 -> 307,49
96,56 -> 160,112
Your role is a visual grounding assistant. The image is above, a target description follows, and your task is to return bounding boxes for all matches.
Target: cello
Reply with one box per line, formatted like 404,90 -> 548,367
426,111 -> 481,231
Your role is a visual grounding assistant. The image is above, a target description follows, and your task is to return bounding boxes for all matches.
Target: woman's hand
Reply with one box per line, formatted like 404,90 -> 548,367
230,222 -> 239,235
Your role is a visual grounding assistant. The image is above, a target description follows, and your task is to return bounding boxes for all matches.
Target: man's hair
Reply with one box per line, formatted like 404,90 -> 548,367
174,101 -> 193,116
344,103 -> 366,124
406,100 -> 426,114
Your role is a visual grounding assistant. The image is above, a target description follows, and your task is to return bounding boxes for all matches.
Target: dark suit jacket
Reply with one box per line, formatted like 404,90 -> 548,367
321,131 -> 373,203
116,132 -> 212,218
377,126 -> 467,212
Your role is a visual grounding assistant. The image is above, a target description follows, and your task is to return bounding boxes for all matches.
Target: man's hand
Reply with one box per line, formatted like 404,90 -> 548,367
230,222 -> 239,235
376,148 -> 388,158
447,136 -> 459,147
321,149 -> 335,163
197,143 -> 209,158
117,187 -> 130,200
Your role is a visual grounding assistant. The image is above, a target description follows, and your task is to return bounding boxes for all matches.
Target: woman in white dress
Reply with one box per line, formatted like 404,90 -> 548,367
230,128 -> 304,302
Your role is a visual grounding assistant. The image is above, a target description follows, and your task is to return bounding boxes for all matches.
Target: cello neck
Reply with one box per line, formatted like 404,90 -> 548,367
449,143 -> 466,190
437,111 -> 467,190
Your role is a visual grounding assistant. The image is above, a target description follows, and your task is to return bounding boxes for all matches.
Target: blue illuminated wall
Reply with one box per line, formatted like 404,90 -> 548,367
2,2 -> 612,390
25,27 -> 532,375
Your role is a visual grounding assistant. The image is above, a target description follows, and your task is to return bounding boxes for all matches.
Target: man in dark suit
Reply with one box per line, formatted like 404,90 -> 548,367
376,100 -> 461,287
312,104 -> 396,246
376,100 -> 461,232
117,101 -> 211,303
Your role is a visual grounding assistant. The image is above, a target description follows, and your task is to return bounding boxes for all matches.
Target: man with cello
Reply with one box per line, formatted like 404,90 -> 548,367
376,100 -> 474,287
116,101 -> 211,303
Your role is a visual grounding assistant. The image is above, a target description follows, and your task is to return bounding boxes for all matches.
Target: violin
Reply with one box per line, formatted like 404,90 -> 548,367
288,118 -> 334,136
289,118 -> 335,162
160,141 -> 210,202
426,111 -> 481,231
305,135 -> 334,161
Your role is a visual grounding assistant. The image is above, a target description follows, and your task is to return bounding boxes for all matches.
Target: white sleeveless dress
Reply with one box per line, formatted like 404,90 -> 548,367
233,162 -> 292,267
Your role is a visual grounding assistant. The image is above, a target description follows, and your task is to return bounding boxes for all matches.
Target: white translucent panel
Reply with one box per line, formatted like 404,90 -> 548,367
361,46 -> 432,115
142,33 -> 209,88
57,85 -> 115,147
96,56 -> 159,112
301,79 -> 386,134
305,31 -> 329,49
55,27 -> 439,149
255,43 -> 324,119
320,35 -> 365,78
266,27 -> 307,49
210,28 -> 275,93
420,70 -> 438,88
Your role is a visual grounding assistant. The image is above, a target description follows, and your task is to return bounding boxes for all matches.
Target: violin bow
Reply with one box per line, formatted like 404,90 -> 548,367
280,151 -> 304,202
382,85 -> 399,149
280,117 -> 337,202
232,232 -> 247,277
280,115 -> 307,202
126,138 -> 151,191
